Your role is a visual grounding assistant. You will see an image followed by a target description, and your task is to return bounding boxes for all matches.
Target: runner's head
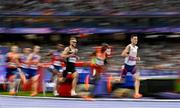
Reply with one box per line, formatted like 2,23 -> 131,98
101,43 -> 109,53
11,45 -> 19,53
23,47 -> 32,54
33,45 -> 41,53
70,37 -> 77,48
131,34 -> 138,45
56,44 -> 64,51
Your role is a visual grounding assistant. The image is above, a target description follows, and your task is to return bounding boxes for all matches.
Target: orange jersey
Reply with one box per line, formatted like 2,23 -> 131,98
51,51 -> 63,66
7,52 -> 20,68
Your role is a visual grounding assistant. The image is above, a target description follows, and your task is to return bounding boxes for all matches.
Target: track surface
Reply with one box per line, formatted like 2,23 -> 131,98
0,96 -> 180,108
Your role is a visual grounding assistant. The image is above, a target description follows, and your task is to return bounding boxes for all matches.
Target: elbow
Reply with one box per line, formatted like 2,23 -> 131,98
121,53 -> 128,57
61,54 -> 67,58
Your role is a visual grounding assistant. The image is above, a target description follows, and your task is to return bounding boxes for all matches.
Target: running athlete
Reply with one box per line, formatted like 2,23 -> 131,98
121,34 -> 142,98
19,47 -> 32,85
61,37 -> 79,96
91,43 -> 110,80
6,45 -> 21,95
27,46 -> 41,96
47,44 -> 65,96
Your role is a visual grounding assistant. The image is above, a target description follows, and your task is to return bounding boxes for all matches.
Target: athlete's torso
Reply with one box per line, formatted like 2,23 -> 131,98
29,53 -> 41,70
20,54 -> 29,69
7,52 -> 20,68
124,44 -> 138,66
51,51 -> 63,66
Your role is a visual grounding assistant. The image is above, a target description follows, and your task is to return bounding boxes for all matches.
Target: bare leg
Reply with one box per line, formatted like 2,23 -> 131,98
53,75 -> 59,96
31,74 -> 40,96
9,75 -> 16,95
134,78 -> 140,95
133,72 -> 142,98
71,72 -> 78,96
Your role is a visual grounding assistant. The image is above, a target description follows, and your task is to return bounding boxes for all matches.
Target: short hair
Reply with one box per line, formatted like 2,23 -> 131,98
22,46 -> 31,49
57,44 -> 64,47
70,37 -> 77,41
34,45 -> 40,49
101,43 -> 109,52
131,34 -> 138,39
101,43 -> 109,48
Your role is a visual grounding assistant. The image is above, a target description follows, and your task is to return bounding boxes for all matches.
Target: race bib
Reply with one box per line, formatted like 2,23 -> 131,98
21,64 -> 28,68
128,56 -> 136,61
54,61 -> 61,66
68,57 -> 77,63
96,58 -> 104,65
30,65 -> 38,69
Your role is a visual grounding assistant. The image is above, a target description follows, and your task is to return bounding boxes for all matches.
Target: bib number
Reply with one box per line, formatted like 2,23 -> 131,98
30,65 -> 38,69
96,58 -> 104,65
69,57 -> 77,63
54,61 -> 61,66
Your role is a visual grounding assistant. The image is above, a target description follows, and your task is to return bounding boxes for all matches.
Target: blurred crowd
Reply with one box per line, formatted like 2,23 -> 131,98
0,0 -> 180,14
0,34 -> 180,71
0,17 -> 180,29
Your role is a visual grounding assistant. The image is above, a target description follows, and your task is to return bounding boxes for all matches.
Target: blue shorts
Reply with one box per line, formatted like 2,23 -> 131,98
22,68 -> 37,79
6,68 -> 18,79
121,64 -> 136,77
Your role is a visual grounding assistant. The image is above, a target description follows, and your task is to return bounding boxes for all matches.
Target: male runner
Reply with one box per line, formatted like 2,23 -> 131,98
121,34 -> 142,98
61,37 -> 79,96
6,45 -> 21,95
47,44 -> 65,96
27,45 -> 41,96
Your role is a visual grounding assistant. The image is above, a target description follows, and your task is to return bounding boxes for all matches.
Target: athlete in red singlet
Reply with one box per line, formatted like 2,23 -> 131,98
47,44 -> 65,96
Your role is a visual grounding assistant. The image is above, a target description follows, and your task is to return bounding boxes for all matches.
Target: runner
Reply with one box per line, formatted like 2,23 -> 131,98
120,34 -> 142,98
20,47 -> 32,85
6,45 -> 21,95
61,37 -> 79,96
91,43 -> 110,80
47,44 -> 65,96
27,45 -> 41,96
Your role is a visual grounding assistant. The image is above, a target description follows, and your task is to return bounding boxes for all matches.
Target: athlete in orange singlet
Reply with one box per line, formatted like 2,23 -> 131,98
6,45 -> 21,95
91,43 -> 110,80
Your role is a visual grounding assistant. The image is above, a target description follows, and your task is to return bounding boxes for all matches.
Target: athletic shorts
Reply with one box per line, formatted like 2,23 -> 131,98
22,68 -> 37,79
63,63 -> 76,78
6,68 -> 18,79
121,64 -> 136,77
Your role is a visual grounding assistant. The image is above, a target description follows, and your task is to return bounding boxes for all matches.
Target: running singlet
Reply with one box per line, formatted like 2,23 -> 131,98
95,58 -> 104,66
66,47 -> 78,63
68,56 -> 77,63
29,54 -> 41,70
124,44 -> 138,66
95,51 -> 107,66
51,51 -> 63,66
20,54 -> 29,69
7,52 -> 19,68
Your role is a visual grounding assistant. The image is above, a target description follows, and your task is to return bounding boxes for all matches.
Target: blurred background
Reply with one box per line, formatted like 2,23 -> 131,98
0,0 -> 180,99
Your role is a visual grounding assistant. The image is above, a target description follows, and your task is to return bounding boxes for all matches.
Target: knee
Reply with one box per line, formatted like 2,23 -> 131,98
73,72 -> 79,79
135,77 -> 140,81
